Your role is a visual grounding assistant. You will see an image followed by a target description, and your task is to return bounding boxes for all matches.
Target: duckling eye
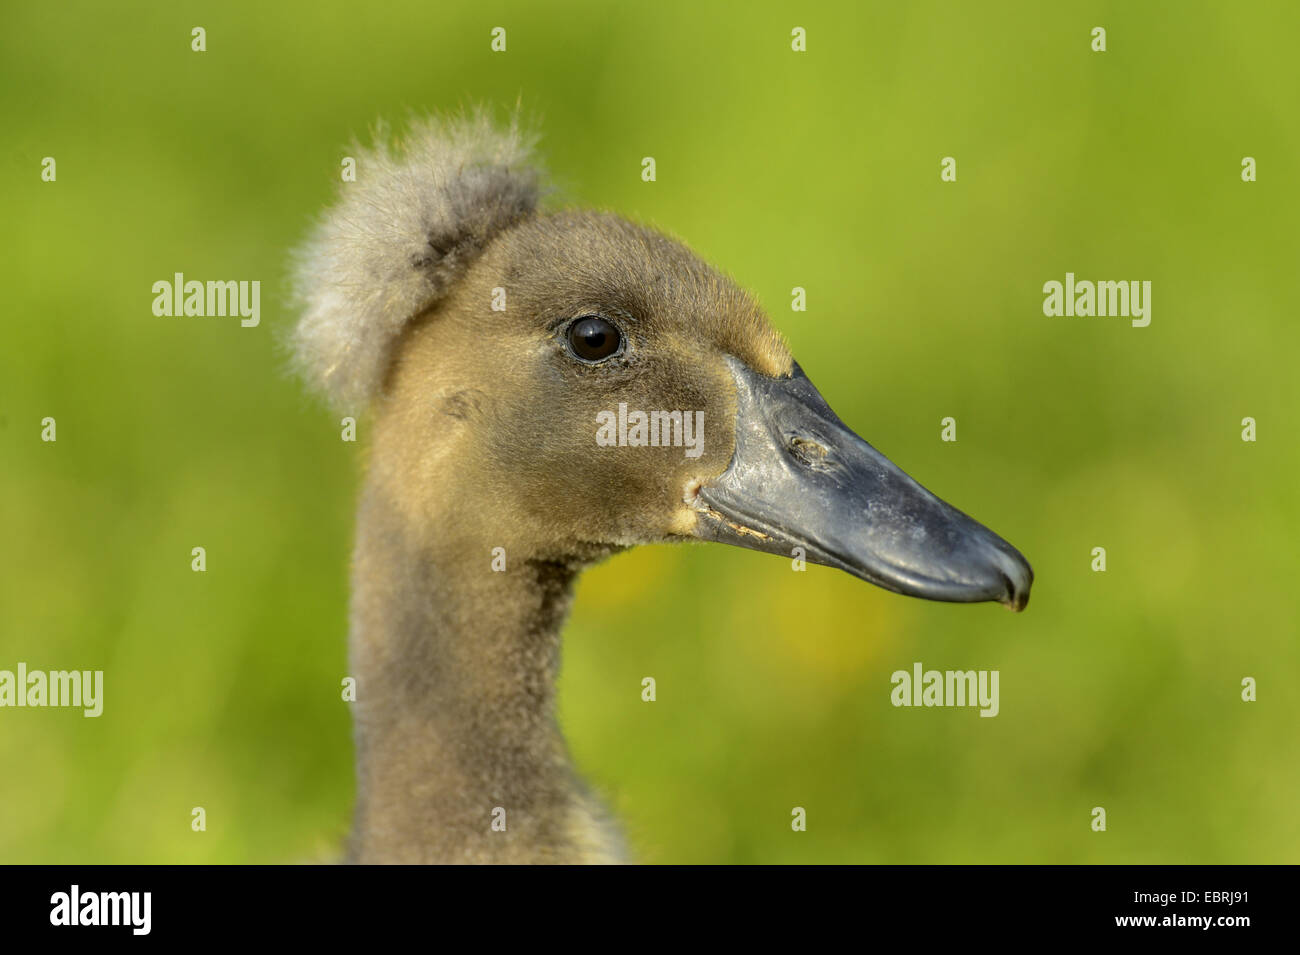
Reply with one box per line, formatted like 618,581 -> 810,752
567,316 -> 622,363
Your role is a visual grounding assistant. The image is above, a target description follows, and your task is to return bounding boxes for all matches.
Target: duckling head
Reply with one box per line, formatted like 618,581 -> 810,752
292,113 -> 1032,610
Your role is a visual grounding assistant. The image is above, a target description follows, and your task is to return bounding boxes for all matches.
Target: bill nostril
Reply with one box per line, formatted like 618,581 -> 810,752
787,435 -> 829,469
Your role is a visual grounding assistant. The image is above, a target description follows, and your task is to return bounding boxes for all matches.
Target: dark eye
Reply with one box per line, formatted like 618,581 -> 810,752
567,315 -> 623,363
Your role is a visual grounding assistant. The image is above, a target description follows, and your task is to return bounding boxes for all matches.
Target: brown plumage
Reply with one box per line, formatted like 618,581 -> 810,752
293,112 -> 1032,864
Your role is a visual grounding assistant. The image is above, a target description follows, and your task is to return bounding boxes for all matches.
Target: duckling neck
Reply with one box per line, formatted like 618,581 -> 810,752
346,487 -> 623,863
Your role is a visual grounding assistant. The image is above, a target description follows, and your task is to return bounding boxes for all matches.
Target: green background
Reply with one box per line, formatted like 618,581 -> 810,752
2,0 -> 1296,863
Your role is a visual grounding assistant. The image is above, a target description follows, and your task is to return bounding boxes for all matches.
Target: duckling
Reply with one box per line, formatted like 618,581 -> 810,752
291,113 -> 1032,864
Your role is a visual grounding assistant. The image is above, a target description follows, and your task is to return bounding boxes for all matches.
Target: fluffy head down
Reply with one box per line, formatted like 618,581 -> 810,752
291,112 -> 544,409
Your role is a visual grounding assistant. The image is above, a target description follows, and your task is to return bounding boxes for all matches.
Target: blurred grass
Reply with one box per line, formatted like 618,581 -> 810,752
1,0 -> 1296,863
